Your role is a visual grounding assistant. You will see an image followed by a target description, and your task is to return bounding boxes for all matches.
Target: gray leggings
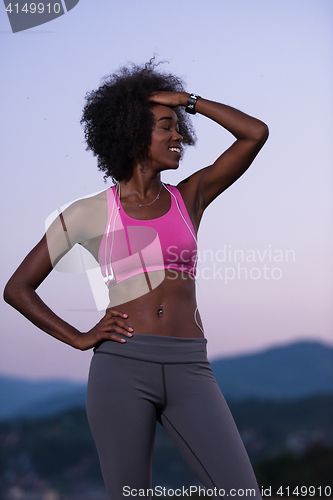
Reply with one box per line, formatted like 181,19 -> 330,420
86,334 -> 261,499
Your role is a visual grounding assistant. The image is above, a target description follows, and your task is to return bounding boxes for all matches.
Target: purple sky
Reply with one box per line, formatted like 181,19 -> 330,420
1,0 -> 332,381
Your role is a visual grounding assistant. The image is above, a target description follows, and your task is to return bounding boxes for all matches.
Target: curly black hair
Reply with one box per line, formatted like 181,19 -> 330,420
80,61 -> 196,182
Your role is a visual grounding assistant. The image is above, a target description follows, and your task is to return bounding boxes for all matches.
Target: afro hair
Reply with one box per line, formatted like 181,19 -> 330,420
80,60 -> 196,182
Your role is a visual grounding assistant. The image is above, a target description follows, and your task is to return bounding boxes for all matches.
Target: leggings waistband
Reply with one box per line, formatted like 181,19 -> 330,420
94,333 -> 208,364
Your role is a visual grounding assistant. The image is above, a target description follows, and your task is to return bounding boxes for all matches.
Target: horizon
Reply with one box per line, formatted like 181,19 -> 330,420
1,338 -> 332,383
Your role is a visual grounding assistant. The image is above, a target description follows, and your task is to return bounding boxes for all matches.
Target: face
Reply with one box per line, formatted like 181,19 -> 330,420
148,105 -> 183,171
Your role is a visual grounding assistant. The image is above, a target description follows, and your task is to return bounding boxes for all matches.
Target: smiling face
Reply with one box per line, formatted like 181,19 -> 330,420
148,105 -> 183,171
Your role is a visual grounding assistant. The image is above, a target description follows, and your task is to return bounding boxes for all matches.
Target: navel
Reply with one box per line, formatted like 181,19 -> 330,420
157,304 -> 163,317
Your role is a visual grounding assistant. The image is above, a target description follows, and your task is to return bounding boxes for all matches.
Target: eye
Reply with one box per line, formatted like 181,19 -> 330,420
163,126 -> 171,131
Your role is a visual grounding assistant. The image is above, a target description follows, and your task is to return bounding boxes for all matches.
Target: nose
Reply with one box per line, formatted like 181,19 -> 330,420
173,129 -> 183,142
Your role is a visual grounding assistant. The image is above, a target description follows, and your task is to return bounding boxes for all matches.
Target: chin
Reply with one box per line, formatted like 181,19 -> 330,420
169,163 -> 180,170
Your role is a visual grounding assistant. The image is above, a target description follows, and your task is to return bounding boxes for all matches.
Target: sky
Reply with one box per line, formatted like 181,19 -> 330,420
0,0 -> 332,382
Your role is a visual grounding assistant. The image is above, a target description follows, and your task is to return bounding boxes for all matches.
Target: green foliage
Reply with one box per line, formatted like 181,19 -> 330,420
0,408 -> 104,494
229,395 -> 333,462
255,444 -> 333,489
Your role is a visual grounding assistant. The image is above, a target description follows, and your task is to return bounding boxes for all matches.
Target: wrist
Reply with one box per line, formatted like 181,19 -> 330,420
179,92 -> 190,107
66,328 -> 85,350
185,93 -> 201,114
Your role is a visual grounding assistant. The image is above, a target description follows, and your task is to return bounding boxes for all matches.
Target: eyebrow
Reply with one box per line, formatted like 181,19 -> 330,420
157,116 -> 173,122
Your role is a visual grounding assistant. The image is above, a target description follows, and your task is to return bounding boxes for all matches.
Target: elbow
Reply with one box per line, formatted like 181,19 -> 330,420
3,280 -> 14,305
243,121 -> 269,146
3,278 -> 19,307
256,122 -> 269,144
262,122 -> 269,141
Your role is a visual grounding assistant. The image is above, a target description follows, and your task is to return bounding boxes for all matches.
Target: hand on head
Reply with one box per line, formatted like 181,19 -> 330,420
149,91 -> 188,108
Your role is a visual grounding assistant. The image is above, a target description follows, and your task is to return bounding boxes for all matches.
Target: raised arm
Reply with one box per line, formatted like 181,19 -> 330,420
189,96 -> 268,205
150,91 -> 269,227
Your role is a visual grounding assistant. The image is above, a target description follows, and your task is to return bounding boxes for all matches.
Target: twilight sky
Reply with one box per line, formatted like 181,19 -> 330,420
0,0 -> 332,381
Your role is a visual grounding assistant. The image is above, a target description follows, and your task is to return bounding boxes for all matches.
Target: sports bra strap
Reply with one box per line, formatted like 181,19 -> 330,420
164,184 -> 197,241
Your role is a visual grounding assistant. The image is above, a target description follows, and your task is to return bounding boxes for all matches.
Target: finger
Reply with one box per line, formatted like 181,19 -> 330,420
111,333 -> 127,344
149,91 -> 161,99
100,319 -> 133,337
105,324 -> 134,337
106,308 -> 128,319
88,330 -> 127,345
149,91 -> 172,104
102,316 -> 133,332
108,333 -> 128,343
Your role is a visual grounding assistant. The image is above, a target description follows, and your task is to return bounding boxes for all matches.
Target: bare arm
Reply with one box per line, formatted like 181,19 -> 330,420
150,91 -> 269,227
188,96 -> 268,206
4,236 -> 84,347
3,199 -> 133,349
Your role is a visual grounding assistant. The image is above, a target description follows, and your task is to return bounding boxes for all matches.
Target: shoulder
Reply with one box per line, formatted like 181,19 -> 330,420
174,173 -> 205,230
62,189 -> 107,217
50,189 -> 109,244
173,163 -> 220,229
162,179 -> 202,232
65,189 -> 107,214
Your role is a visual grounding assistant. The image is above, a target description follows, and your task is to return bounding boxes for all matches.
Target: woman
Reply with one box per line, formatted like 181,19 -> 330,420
4,62 -> 269,498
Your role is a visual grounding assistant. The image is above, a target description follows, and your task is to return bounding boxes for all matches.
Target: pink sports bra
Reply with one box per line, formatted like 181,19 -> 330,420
98,184 -> 197,287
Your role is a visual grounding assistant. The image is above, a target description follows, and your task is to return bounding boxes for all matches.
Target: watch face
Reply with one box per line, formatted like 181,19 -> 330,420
186,95 -> 200,114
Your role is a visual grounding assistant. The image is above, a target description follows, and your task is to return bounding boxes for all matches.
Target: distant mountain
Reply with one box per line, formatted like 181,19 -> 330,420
211,341 -> 333,400
0,377 -> 86,420
0,341 -> 332,419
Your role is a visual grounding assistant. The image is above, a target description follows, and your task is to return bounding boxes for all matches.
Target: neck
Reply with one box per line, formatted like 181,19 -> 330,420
120,168 -> 162,198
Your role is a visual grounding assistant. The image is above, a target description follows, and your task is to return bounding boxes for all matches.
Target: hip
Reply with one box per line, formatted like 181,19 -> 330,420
93,333 -> 208,364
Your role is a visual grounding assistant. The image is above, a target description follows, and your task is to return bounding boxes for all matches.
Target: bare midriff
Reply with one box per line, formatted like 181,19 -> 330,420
107,269 -> 204,338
